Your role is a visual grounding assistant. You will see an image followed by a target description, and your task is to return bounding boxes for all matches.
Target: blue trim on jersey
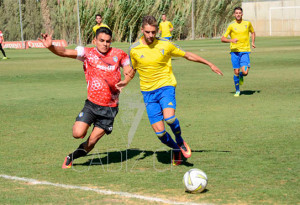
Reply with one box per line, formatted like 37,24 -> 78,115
128,41 -> 140,69
162,36 -> 172,40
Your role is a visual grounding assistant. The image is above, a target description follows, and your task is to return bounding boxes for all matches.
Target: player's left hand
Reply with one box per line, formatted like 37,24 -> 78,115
115,80 -> 128,92
252,43 -> 256,48
210,64 -> 223,76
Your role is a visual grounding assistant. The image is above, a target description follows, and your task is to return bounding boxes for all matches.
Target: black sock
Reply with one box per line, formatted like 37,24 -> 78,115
68,142 -> 87,161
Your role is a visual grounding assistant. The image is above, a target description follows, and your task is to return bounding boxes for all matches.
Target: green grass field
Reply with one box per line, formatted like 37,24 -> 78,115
0,37 -> 299,204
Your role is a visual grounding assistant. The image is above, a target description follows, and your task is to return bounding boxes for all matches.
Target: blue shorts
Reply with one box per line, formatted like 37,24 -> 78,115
231,52 -> 250,69
141,86 -> 176,125
163,36 -> 172,40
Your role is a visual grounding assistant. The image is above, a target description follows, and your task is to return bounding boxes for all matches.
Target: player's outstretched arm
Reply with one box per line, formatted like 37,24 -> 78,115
184,52 -> 223,76
38,33 -> 77,59
115,65 -> 136,92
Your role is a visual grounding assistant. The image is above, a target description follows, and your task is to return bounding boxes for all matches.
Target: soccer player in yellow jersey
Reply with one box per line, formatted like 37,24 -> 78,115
221,7 -> 256,97
159,14 -> 173,40
129,16 -> 223,165
92,14 -> 110,34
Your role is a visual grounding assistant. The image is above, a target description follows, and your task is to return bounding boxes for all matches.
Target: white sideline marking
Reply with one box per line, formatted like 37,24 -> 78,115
0,174 -> 210,205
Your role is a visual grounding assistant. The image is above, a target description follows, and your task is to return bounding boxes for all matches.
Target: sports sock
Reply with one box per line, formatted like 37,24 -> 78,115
156,130 -> 180,151
0,48 -> 6,57
233,75 -> 239,92
239,71 -> 243,78
165,116 -> 183,146
68,142 -> 87,161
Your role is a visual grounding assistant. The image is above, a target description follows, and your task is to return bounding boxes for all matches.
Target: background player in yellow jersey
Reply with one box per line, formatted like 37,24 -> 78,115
159,14 -> 173,40
92,14 -> 110,34
221,7 -> 256,97
129,16 -> 223,165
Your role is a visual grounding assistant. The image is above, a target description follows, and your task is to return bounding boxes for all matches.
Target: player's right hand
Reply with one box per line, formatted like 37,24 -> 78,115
38,33 -> 53,48
210,64 -> 223,76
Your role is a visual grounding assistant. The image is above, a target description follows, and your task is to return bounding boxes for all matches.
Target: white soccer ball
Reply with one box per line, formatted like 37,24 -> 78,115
183,168 -> 208,193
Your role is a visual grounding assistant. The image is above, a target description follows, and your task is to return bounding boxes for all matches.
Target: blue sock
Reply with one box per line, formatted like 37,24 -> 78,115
239,71 -> 243,78
156,130 -> 180,151
165,116 -> 183,146
233,75 -> 239,92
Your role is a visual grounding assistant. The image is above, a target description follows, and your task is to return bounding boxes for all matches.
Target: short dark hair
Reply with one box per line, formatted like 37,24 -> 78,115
234,7 -> 243,12
96,27 -> 112,38
142,15 -> 158,28
95,14 -> 102,18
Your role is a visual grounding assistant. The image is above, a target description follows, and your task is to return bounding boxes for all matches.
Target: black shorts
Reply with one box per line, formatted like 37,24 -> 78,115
76,99 -> 118,135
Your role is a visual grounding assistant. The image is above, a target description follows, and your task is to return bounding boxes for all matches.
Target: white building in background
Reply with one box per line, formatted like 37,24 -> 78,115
242,0 -> 300,36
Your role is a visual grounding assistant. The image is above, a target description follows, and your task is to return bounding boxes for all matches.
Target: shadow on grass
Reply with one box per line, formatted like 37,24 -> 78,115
185,189 -> 210,194
230,90 -> 261,95
73,149 -> 231,167
73,149 -> 194,167
191,149 -> 231,153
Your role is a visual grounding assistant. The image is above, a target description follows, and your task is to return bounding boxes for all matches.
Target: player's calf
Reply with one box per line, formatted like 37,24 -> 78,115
165,115 -> 183,146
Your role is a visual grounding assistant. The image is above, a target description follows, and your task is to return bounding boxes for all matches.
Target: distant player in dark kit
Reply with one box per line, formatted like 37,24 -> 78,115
0,30 -> 8,59
39,27 -> 133,169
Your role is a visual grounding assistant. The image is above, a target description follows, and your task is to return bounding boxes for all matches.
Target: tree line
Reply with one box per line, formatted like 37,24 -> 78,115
0,0 -> 240,45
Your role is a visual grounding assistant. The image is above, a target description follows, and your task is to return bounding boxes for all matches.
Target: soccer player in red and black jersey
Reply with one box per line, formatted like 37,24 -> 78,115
0,30 -> 7,59
39,27 -> 134,169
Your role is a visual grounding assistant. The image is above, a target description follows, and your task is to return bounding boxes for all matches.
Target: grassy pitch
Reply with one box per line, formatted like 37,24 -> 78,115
0,37 -> 299,204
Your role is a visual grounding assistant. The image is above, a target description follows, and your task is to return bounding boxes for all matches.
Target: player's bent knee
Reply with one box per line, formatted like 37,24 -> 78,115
242,70 -> 248,76
72,128 -> 86,139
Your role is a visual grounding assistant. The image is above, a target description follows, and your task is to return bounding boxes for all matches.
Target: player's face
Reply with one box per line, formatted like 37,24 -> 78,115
142,24 -> 157,44
95,33 -> 111,53
96,16 -> 102,24
162,15 -> 166,21
234,9 -> 243,21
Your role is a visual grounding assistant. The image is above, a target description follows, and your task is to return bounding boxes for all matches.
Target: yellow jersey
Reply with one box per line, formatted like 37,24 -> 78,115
159,21 -> 173,37
223,20 -> 254,52
129,37 -> 186,91
93,23 -> 110,33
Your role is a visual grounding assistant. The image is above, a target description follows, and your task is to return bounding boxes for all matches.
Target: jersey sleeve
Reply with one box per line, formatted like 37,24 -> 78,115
223,25 -> 231,38
129,50 -> 137,70
169,42 -> 186,57
159,23 -> 162,31
119,50 -> 130,67
249,22 -> 254,33
169,22 -> 173,28
75,46 -> 85,62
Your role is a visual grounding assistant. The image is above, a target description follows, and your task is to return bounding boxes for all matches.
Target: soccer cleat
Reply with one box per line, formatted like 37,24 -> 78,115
62,156 -> 72,169
2,57 -> 8,60
239,75 -> 244,85
234,91 -> 240,97
178,141 -> 192,158
172,151 -> 182,166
